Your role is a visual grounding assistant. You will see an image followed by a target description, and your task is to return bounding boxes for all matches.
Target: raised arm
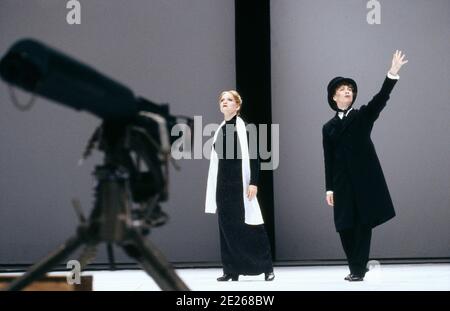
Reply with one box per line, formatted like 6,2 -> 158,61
365,50 -> 408,121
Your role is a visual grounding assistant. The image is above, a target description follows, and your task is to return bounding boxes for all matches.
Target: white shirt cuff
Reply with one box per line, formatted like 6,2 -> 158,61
387,72 -> 400,80
326,191 -> 334,195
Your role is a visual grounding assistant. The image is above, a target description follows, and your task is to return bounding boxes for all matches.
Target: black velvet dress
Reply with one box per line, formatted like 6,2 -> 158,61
214,115 -> 273,276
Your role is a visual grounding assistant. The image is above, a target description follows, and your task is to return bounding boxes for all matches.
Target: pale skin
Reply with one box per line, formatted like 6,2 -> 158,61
326,50 -> 408,207
219,92 -> 257,201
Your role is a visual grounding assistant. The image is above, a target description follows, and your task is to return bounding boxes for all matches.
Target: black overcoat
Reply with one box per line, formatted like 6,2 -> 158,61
322,76 -> 397,231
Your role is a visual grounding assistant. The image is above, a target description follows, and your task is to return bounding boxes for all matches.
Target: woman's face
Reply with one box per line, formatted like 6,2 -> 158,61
333,84 -> 354,109
219,92 -> 240,116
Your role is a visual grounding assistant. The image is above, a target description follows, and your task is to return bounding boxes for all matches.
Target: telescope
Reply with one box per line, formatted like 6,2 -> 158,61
0,38 -> 189,142
0,39 -> 192,291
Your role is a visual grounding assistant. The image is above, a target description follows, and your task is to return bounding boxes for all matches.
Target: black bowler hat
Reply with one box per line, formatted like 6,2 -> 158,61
327,77 -> 358,111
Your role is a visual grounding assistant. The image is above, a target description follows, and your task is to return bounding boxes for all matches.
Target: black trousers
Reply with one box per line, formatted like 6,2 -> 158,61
338,225 -> 372,277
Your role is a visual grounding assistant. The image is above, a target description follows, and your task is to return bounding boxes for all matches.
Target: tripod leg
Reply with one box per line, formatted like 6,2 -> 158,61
122,230 -> 189,291
5,234 -> 85,291
106,243 -> 116,270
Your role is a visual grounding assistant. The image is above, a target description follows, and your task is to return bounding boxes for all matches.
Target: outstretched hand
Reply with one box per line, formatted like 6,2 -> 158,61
389,50 -> 408,76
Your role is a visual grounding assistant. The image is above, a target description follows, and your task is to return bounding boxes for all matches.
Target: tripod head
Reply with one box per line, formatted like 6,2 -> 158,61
89,119 -> 170,235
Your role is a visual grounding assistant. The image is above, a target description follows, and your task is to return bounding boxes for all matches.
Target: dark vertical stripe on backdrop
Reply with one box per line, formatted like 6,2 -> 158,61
235,0 -> 275,259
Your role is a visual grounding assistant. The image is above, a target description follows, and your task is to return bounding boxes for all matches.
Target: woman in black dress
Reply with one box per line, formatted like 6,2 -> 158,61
205,90 -> 274,282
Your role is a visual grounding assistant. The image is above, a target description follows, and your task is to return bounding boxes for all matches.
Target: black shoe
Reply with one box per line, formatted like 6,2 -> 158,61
265,272 -> 275,281
345,267 -> 369,280
347,274 -> 364,282
217,274 -> 239,281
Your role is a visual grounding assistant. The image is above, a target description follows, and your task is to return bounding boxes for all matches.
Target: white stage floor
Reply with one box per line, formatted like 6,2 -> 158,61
6,263 -> 446,291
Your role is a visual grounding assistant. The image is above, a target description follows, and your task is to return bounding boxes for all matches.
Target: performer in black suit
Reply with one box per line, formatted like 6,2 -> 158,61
322,51 -> 408,281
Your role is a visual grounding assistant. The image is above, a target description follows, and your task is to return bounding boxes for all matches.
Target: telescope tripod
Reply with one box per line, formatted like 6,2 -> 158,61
5,124 -> 189,291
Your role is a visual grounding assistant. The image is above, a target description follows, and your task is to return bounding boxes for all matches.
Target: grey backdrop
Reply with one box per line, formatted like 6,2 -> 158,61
271,0 -> 450,260
0,0 -> 234,264
1,1 -> 449,266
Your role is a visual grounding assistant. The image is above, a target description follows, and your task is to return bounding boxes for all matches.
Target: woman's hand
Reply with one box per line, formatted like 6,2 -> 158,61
389,50 -> 408,76
247,185 -> 258,201
326,192 -> 334,207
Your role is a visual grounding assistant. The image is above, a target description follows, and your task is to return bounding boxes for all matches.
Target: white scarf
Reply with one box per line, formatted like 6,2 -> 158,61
205,116 -> 264,225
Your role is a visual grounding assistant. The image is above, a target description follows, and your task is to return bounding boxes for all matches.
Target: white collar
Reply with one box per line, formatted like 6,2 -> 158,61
338,107 -> 353,119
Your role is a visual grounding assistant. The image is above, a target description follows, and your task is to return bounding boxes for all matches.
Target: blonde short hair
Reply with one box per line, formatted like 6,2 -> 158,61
219,90 -> 242,115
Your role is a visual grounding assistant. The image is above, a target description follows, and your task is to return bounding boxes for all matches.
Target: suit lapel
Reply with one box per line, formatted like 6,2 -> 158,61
327,109 -> 357,143
340,108 -> 357,134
